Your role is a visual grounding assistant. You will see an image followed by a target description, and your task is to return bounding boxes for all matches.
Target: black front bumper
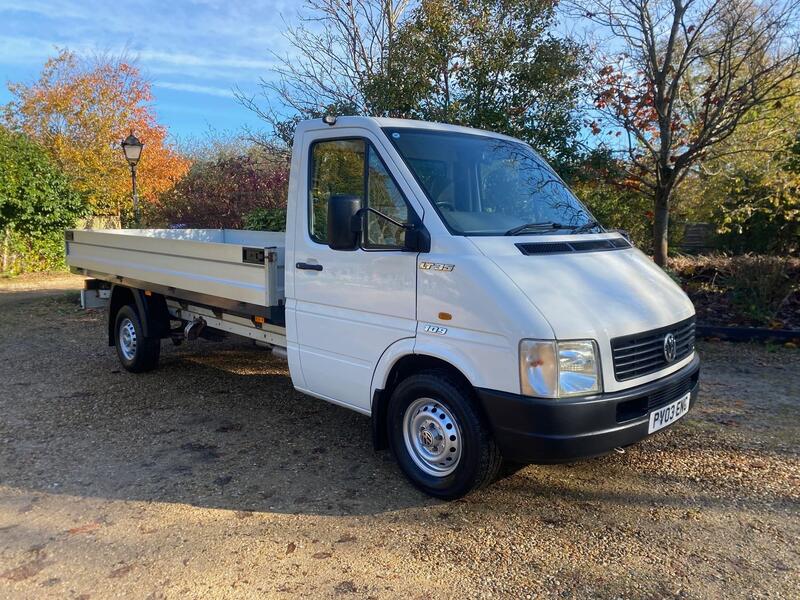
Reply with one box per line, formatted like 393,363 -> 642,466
476,354 -> 700,464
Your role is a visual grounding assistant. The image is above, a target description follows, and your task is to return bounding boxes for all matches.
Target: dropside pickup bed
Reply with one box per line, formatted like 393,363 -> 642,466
66,228 -> 287,346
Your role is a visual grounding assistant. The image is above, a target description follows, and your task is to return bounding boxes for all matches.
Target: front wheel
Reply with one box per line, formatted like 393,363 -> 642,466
114,304 -> 161,372
387,370 -> 502,499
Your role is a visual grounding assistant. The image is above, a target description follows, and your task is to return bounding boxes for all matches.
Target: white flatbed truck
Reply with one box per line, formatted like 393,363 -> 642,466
67,116 -> 700,498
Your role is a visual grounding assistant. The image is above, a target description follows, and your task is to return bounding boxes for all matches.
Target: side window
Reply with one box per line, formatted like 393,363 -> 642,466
308,138 -> 412,248
309,139 -> 366,243
366,148 -> 409,248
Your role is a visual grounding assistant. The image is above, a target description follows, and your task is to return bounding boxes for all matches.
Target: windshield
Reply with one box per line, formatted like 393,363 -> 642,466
384,128 -> 598,236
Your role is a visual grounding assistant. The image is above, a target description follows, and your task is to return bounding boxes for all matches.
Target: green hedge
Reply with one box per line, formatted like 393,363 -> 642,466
1,127 -> 87,274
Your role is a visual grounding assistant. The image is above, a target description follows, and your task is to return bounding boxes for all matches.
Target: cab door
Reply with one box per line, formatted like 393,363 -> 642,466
291,130 -> 420,412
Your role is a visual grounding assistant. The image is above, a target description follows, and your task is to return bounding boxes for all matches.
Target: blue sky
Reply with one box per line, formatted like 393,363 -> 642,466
0,0 -> 297,142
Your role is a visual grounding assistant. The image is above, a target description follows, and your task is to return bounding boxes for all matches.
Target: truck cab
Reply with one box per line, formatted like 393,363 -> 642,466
67,116 -> 699,499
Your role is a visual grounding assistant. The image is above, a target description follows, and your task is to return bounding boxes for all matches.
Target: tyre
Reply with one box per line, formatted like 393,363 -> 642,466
114,304 -> 161,373
387,370 -> 503,499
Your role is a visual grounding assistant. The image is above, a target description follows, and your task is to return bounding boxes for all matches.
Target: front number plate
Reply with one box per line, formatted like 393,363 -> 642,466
648,392 -> 690,434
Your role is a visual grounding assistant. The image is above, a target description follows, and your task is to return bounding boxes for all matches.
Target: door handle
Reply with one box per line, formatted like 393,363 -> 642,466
296,262 -> 323,271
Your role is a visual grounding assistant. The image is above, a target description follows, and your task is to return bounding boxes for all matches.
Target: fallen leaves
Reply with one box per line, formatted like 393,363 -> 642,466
67,522 -> 102,535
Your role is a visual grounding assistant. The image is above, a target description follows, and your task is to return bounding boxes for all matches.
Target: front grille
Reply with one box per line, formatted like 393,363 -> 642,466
611,317 -> 695,381
615,369 -> 699,423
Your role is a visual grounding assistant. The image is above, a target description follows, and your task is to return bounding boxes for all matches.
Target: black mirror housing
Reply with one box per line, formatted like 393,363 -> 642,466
404,223 -> 431,253
327,194 -> 361,250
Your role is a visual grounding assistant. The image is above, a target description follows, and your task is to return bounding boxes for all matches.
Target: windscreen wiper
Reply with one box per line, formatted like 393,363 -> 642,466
571,220 -> 602,234
504,221 -> 575,236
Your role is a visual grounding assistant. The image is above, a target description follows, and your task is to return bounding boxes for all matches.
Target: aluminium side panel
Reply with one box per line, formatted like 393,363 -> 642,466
66,229 -> 285,307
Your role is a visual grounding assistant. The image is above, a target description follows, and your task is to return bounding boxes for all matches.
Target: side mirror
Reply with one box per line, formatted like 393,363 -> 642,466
404,222 -> 431,253
327,194 -> 361,251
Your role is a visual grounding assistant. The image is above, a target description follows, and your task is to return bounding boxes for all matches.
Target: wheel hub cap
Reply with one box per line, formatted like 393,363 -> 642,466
119,318 -> 137,361
403,397 -> 462,477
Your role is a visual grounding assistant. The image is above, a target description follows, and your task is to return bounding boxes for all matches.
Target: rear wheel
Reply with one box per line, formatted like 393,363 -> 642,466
388,370 -> 502,499
114,304 -> 160,372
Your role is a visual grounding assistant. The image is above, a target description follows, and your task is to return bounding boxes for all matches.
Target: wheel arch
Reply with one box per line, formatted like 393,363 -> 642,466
371,349 -> 479,451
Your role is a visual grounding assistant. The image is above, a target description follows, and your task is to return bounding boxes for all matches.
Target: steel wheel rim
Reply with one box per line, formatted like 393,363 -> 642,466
119,318 -> 137,361
403,397 -> 462,477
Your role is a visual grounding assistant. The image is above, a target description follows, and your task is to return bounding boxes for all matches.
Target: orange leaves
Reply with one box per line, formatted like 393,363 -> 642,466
6,50 -> 190,218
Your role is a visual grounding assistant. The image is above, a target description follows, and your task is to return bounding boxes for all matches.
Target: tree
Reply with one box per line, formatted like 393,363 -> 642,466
370,0 -> 587,164
0,127 -> 87,271
241,0 -> 587,164
4,50 -> 190,220
682,92 -> 800,253
574,0 -> 800,265
239,0 -> 411,146
570,148 -> 653,247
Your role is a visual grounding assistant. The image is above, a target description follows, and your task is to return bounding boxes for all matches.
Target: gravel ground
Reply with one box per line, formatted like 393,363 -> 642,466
0,276 -> 798,599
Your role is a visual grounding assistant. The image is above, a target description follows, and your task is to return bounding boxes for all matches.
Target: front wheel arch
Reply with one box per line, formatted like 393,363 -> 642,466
371,353 -> 478,452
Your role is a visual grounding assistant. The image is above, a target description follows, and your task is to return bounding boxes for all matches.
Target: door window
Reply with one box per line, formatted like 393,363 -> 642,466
309,138 -> 410,249
309,139 -> 365,243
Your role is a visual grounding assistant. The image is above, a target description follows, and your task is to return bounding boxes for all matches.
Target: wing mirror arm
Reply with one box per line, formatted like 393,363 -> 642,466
351,208 -> 430,253
351,207 -> 409,232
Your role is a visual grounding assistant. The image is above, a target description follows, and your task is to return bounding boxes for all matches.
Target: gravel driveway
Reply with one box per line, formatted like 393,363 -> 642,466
1,277 -> 798,599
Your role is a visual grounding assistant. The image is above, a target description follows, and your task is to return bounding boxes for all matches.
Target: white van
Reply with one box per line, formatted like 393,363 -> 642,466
67,116 -> 699,498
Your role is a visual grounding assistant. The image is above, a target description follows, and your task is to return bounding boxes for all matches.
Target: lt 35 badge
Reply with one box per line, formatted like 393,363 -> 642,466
419,262 -> 455,272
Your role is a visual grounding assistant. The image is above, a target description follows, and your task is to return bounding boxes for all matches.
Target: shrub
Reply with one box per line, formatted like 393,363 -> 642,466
2,230 -> 68,275
670,254 -> 800,327
0,127 -> 88,273
578,184 -> 653,250
243,207 -> 287,231
723,256 -> 797,323
569,163 -> 652,251
153,149 -> 289,229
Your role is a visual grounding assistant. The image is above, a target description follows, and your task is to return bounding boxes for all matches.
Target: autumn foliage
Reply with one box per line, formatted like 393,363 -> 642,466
4,50 -> 190,219
152,150 -> 289,229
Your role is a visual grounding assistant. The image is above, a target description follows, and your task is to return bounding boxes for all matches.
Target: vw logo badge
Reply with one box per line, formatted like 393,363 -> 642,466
663,333 -> 677,362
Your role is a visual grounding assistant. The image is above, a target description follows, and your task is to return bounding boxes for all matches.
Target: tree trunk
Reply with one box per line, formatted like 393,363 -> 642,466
653,186 -> 671,267
1,226 -> 10,273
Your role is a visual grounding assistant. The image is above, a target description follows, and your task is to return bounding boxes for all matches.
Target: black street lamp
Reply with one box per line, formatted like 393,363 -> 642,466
121,132 -> 144,227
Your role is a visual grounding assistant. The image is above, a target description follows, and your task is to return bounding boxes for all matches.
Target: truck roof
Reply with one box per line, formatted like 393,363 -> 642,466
295,115 -> 525,144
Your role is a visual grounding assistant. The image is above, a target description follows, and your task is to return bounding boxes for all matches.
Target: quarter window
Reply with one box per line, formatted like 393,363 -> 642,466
366,149 -> 409,248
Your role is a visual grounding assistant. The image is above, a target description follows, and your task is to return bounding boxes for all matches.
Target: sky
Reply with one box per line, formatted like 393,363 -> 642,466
0,0 -> 298,143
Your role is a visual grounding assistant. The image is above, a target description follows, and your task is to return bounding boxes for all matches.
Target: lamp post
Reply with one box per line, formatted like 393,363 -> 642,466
121,132 -> 144,227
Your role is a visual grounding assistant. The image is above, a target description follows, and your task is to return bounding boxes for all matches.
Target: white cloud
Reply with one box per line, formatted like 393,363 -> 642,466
0,35 -> 58,64
0,1 -> 292,82
0,1 -> 295,136
136,49 -> 275,71
154,81 -> 235,98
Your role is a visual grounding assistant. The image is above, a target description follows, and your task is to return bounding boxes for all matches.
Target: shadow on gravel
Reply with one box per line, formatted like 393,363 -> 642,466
0,294 -> 438,515
0,288 -> 82,304
1,292 -> 797,519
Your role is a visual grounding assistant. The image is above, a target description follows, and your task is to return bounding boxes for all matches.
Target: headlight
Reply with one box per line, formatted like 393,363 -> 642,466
519,339 -> 601,398
557,340 -> 601,396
